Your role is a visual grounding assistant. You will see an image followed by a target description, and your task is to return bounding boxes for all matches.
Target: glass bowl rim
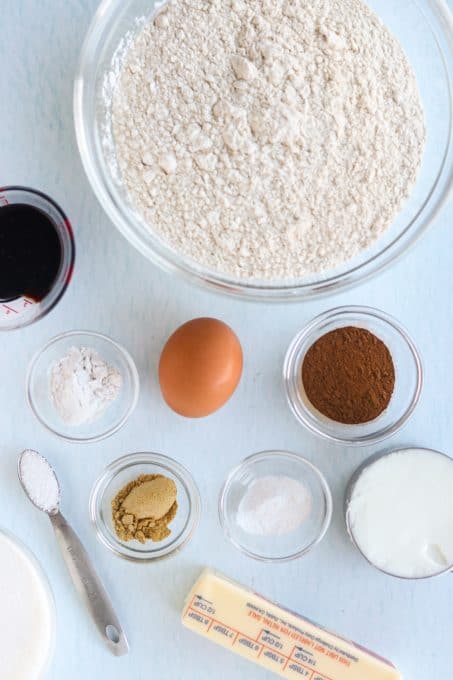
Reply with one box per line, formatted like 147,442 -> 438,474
218,449 -> 333,563
283,305 -> 423,446
0,185 -> 75,329
344,446 -> 453,580
0,526 -> 57,678
74,0 -> 453,302
89,451 -> 202,562
26,329 -> 140,443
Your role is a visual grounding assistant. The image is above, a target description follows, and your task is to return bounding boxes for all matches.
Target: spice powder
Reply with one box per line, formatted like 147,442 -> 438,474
112,474 -> 178,544
301,326 -> 395,425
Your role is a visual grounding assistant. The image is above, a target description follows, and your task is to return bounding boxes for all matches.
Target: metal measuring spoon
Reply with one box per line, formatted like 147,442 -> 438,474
18,449 -> 129,656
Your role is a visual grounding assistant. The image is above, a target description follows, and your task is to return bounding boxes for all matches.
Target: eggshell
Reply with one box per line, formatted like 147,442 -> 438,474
159,317 -> 243,418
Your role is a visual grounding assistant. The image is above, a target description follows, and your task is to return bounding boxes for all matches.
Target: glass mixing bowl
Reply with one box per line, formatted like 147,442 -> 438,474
75,0 -> 453,301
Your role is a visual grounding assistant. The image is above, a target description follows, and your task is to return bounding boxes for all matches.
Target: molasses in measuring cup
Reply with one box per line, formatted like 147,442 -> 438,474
0,186 -> 75,330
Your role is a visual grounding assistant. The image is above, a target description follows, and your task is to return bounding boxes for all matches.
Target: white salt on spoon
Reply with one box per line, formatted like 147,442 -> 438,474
18,449 -> 60,513
18,449 -> 129,656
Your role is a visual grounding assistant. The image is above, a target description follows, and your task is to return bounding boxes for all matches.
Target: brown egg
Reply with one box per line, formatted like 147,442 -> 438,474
159,317 -> 243,418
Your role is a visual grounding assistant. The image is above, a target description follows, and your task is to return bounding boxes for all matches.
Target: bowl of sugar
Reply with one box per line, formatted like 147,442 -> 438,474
219,450 -> 332,562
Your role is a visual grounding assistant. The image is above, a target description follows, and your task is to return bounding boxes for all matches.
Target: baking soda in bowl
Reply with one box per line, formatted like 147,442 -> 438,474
347,448 -> 453,578
0,530 -> 54,678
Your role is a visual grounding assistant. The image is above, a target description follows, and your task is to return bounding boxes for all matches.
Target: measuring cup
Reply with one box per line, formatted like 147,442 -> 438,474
344,447 -> 453,580
0,186 -> 75,331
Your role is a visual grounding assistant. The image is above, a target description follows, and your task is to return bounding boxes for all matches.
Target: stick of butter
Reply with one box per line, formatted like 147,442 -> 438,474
182,569 -> 402,680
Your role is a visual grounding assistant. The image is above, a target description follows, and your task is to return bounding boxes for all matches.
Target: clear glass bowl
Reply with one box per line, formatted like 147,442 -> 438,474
74,0 -> 452,301
0,527 -> 56,679
90,452 -> 201,561
0,186 -> 75,329
26,331 -> 139,443
283,306 -> 423,446
219,450 -> 332,562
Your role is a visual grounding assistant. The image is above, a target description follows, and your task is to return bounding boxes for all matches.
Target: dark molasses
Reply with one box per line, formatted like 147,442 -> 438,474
0,204 -> 62,302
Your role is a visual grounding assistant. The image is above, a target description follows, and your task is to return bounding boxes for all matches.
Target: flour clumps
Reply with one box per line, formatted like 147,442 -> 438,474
111,0 -> 425,281
50,346 -> 122,426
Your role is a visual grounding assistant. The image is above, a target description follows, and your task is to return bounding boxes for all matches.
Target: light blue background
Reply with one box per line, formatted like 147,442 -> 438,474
1,1 -> 452,678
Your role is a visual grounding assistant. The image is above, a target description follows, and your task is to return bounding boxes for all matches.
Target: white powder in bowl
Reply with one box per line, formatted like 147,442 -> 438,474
237,476 -> 312,536
50,346 -> 122,426
111,0 -> 425,281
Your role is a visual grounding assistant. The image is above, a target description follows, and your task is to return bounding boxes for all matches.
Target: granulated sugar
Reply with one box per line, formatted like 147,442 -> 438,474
237,476 -> 312,537
111,0 -> 425,281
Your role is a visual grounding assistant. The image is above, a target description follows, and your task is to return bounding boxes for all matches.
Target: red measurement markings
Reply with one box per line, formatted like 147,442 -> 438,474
185,601 -> 332,680
1,304 -> 18,315
283,646 -> 297,671
1,298 -> 35,316
184,595 -> 213,620
0,194 -> 8,206
283,646 -> 314,678
187,606 -> 243,643
284,662 -> 313,679
186,607 -> 211,625
283,645 -> 334,680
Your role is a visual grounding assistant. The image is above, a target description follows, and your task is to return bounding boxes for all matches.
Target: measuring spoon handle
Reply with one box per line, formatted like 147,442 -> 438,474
50,511 -> 129,656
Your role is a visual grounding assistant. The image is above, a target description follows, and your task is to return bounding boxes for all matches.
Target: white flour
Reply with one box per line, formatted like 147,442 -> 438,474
50,346 -> 122,426
111,0 -> 425,281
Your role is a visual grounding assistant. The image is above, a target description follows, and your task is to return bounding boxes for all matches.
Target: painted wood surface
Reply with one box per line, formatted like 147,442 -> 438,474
0,1 -> 452,678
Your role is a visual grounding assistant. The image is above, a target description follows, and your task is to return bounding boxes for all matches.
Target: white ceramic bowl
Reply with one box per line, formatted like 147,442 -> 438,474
0,528 -> 56,679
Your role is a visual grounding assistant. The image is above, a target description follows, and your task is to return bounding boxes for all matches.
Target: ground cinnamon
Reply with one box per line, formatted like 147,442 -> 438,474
301,326 -> 395,424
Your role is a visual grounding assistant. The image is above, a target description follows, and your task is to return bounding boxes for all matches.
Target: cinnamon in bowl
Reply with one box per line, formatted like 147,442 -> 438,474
283,306 -> 423,446
301,326 -> 395,425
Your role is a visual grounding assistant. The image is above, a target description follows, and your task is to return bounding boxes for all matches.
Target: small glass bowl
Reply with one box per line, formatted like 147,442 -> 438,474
26,330 -> 139,443
219,450 -> 332,562
90,452 -> 201,561
0,186 -> 75,331
283,306 -> 423,446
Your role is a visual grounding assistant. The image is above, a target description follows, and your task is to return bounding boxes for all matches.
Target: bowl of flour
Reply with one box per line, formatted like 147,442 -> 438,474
27,331 -> 140,443
75,0 -> 453,300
